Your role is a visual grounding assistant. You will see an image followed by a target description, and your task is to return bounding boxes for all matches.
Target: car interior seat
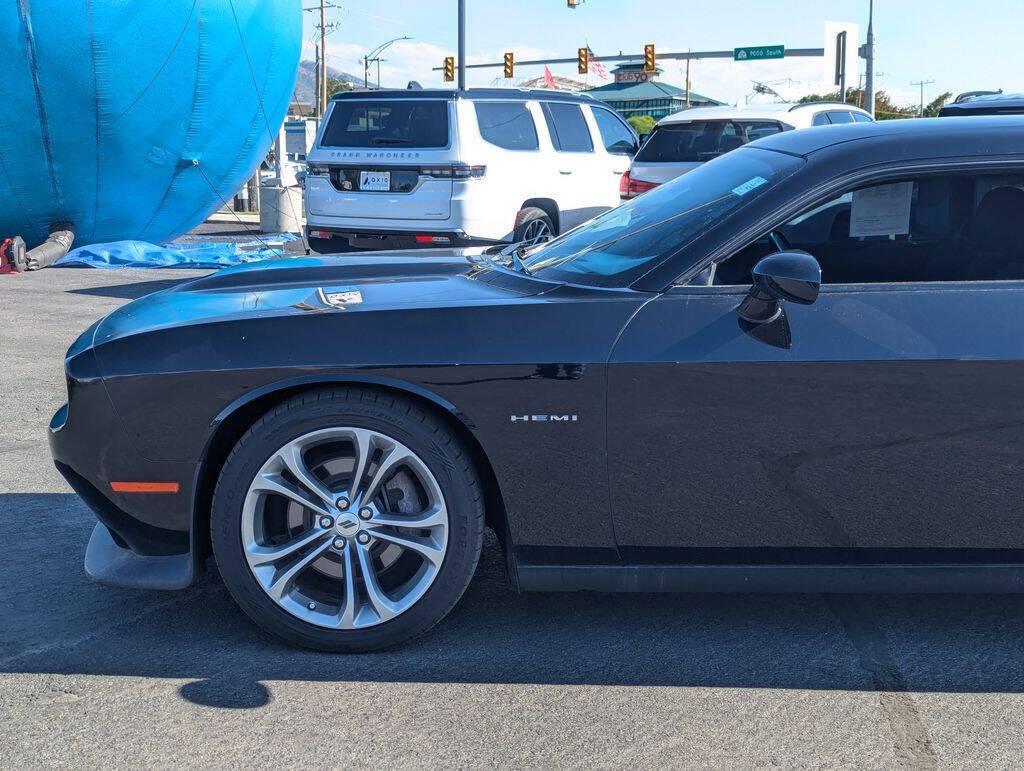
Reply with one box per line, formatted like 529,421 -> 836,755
964,186 -> 1024,279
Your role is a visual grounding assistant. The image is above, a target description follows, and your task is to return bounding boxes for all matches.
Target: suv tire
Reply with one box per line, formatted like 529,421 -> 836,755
513,206 -> 555,245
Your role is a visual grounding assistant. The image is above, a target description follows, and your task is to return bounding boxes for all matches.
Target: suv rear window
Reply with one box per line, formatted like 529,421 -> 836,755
320,100 -> 449,148
636,120 -> 784,163
475,102 -> 539,151
541,102 -> 594,152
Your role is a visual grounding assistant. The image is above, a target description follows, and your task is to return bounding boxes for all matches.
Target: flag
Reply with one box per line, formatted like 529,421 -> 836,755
543,65 -> 557,89
588,47 -> 608,79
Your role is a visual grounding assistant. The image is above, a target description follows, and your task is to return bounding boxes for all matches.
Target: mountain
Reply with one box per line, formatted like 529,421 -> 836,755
293,60 -> 365,105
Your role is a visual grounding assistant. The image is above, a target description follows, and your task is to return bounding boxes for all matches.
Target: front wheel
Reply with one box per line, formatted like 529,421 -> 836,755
211,388 -> 485,652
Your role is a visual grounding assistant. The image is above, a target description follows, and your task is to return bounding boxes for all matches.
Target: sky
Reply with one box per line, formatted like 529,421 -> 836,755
302,0 -> 1023,108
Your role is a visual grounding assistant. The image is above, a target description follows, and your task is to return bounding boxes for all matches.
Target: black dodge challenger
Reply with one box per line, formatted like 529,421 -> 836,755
51,116 -> 1024,651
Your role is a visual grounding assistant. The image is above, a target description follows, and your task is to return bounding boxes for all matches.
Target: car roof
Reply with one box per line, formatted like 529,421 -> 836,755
329,87 -> 595,104
938,92 -> 1024,116
657,102 -> 868,125
750,114 -> 1024,158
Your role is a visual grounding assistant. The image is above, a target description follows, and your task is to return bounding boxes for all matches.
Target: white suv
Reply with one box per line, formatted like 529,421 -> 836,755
622,101 -> 873,199
304,88 -> 639,252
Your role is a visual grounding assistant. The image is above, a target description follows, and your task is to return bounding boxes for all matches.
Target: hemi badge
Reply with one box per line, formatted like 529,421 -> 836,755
318,287 -> 363,308
110,482 -> 180,494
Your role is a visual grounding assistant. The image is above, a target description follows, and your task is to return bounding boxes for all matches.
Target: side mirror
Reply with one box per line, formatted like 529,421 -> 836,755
737,250 -> 821,324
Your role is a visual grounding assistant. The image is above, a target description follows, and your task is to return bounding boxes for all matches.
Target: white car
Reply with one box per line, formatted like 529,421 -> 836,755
304,88 -> 640,252
622,102 -> 873,199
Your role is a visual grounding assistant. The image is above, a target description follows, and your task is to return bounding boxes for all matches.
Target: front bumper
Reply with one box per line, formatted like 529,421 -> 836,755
49,347 -> 200,589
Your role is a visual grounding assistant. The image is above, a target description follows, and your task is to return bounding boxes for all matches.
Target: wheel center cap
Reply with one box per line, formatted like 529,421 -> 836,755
336,514 -> 360,534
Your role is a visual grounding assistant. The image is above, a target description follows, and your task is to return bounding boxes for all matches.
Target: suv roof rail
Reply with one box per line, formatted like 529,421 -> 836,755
330,87 -> 597,103
788,101 -> 858,112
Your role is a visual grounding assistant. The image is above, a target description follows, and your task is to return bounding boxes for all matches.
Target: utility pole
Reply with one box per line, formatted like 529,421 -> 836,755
302,3 -> 340,114
912,79 -> 935,117
319,0 -> 327,116
314,45 -> 321,117
685,52 -> 691,107
457,0 -> 466,90
864,0 -> 875,117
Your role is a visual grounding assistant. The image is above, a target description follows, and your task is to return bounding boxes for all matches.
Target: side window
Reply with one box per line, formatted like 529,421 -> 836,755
541,102 -> 594,153
592,108 -> 638,154
852,111 -> 873,123
826,110 -> 855,124
475,101 -> 539,151
738,120 -> 785,143
711,173 -> 1024,285
811,112 -> 831,126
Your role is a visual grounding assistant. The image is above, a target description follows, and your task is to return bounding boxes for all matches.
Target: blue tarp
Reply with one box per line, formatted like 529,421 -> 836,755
1,0 -> 300,249
55,234 -> 300,269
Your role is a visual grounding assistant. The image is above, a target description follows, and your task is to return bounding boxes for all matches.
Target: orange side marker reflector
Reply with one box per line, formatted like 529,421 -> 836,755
110,481 -> 180,494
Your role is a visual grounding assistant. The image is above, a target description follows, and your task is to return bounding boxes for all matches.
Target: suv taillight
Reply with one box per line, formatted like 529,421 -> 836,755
620,171 -> 659,200
421,164 -> 486,180
306,163 -> 330,178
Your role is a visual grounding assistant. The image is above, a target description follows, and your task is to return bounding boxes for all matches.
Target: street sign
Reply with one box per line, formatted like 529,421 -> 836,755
734,45 -> 785,62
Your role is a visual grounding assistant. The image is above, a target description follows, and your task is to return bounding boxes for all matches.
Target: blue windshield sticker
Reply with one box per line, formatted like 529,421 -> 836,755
732,176 -> 768,196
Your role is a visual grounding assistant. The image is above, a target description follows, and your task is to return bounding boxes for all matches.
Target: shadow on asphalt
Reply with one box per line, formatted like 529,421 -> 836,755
64,276 -> 201,300
4,493 -> 1024,710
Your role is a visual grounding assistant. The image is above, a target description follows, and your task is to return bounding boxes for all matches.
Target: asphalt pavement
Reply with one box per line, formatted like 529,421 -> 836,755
2,266 -> 1024,767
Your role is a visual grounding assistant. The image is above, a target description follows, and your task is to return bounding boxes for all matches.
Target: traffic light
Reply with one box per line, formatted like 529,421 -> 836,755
567,0 -> 580,7
503,51 -> 514,79
443,56 -> 455,82
578,46 -> 588,74
643,44 -> 656,74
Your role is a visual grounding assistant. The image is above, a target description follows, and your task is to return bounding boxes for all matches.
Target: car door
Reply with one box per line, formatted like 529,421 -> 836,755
607,165 -> 1024,563
588,106 -> 639,209
540,101 -> 604,230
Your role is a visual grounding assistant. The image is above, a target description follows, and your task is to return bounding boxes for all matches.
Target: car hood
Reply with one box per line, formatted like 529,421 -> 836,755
92,251 -> 558,346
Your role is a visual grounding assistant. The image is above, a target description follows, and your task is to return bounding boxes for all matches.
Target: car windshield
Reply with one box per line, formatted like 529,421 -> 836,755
634,120 -> 786,163
521,148 -> 803,287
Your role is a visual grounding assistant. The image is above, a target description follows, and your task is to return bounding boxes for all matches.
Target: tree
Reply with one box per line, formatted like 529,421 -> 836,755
627,115 -> 656,136
325,76 -> 351,98
923,92 -> 953,117
798,87 -> 922,120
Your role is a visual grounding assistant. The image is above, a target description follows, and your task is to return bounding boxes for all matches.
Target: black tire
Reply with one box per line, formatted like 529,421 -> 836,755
306,235 -> 351,254
211,387 -> 485,652
512,206 -> 555,245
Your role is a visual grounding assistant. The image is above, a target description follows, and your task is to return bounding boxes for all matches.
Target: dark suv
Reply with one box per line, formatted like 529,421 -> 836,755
939,91 -> 1024,117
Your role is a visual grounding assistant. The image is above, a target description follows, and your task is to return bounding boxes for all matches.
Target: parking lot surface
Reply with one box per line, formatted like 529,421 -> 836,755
3,266 -> 1024,767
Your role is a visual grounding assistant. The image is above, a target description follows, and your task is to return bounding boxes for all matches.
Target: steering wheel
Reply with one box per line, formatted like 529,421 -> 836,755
768,230 -> 790,252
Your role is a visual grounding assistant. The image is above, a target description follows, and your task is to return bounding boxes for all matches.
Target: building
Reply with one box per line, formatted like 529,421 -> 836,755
517,74 -> 590,92
587,63 -> 724,121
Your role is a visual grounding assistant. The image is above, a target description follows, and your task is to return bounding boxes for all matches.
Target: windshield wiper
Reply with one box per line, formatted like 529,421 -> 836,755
484,242 -> 532,274
370,137 -> 413,146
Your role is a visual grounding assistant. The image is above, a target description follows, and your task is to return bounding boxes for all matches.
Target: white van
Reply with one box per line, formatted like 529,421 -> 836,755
304,88 -> 640,252
622,102 -> 873,198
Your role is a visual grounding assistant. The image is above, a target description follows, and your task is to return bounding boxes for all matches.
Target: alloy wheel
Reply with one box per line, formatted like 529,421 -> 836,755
240,427 -> 449,629
520,217 -> 552,245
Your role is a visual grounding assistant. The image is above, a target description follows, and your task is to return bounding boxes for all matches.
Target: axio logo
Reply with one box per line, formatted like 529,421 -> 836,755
510,414 -> 578,423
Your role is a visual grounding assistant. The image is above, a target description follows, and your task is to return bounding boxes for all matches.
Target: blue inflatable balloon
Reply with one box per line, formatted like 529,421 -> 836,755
0,0 -> 301,248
